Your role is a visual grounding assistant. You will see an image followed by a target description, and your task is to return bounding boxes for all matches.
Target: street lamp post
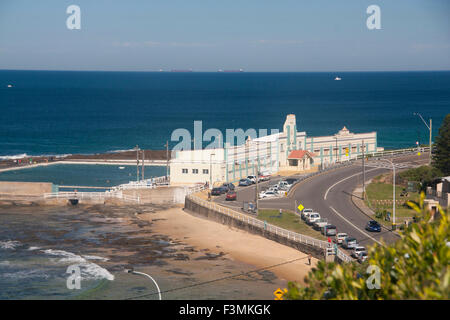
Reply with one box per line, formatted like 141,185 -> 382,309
379,159 -> 396,230
134,145 -> 140,182
413,112 -> 432,165
210,153 -> 215,189
125,268 -> 162,300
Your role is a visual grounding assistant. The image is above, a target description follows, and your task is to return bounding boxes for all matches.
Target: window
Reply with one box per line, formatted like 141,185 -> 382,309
192,169 -> 199,174
203,169 -> 209,174
182,168 -> 188,174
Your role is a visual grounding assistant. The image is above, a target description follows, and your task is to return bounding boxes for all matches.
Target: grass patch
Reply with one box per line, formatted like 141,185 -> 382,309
365,182 -> 420,225
256,209 -> 326,240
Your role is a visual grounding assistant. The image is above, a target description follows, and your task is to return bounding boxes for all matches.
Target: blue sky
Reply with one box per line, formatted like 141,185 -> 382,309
0,0 -> 449,71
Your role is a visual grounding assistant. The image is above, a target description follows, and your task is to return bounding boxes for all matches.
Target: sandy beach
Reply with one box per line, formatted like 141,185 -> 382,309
140,205 -> 317,283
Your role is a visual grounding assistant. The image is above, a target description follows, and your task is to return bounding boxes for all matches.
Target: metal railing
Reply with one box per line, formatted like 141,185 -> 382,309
187,193 -> 353,263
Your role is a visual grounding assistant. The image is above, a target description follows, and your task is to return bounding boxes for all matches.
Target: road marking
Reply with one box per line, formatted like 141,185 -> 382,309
329,206 -> 383,245
323,167 -> 381,200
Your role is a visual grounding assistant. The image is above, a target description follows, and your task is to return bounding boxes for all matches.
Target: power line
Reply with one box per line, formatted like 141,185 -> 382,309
123,255 -> 310,300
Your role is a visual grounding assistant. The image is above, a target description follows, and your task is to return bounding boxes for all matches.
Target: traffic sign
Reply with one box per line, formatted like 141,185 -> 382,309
297,203 -> 304,211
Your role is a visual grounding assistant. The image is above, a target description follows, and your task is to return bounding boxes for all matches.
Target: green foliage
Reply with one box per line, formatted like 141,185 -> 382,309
432,113 -> 450,175
398,165 -> 442,191
286,193 -> 449,300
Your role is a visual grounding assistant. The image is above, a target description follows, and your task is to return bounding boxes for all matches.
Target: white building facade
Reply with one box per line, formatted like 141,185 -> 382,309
170,114 -> 381,185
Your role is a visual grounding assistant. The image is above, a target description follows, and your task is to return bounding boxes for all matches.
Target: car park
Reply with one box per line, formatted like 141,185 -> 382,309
335,233 -> 348,244
351,246 -> 367,258
306,213 -> 321,225
322,224 -> 337,236
238,178 -> 252,186
225,191 -> 237,201
365,220 -> 382,232
342,237 -> 358,249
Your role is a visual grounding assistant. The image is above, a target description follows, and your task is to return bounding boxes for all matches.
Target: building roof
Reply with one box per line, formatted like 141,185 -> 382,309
287,150 -> 314,159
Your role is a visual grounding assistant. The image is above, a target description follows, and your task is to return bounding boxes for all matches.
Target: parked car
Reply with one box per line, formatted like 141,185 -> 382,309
225,191 -> 237,201
342,237 -> 358,249
301,208 -> 314,220
365,220 -> 382,232
238,178 -> 252,186
284,178 -> 298,185
259,174 -> 271,181
357,251 -> 368,263
247,175 -> 257,184
307,213 -> 321,225
335,233 -> 348,245
259,190 -> 278,199
211,187 -> 223,196
313,219 -> 328,231
351,246 -> 367,258
323,224 -> 337,236
222,183 -> 235,191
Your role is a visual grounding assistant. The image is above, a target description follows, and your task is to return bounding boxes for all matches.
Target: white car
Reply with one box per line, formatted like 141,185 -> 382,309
301,208 -> 314,220
247,176 -> 257,184
306,213 -> 321,225
335,233 -> 348,245
259,191 -> 278,198
351,246 -> 366,258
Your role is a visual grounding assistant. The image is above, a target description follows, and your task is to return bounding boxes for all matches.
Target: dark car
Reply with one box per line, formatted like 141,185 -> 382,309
238,179 -> 251,187
221,183 -> 235,192
226,191 -> 237,201
365,220 -> 381,232
284,178 -> 298,185
211,187 -> 222,196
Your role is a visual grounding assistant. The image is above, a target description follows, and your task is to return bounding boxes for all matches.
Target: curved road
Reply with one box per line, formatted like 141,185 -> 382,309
214,153 -> 428,247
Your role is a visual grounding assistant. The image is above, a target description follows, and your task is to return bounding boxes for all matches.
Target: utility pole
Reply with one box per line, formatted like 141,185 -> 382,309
141,150 -> 145,181
362,139 -> 365,199
135,145 -> 140,182
335,136 -> 339,163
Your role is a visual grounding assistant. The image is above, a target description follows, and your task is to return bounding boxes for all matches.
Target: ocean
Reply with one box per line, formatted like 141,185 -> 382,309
1,70 -> 449,158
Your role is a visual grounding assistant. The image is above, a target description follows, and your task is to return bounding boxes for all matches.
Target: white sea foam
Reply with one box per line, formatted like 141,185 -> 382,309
0,154 -> 29,160
82,255 -> 110,262
42,249 -> 114,281
105,148 -> 137,154
0,240 -> 21,250
2,269 -> 50,280
0,153 -> 72,160
28,246 -> 41,251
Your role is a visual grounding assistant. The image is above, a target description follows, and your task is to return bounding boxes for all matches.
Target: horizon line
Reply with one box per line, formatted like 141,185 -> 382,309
1,68 -> 450,73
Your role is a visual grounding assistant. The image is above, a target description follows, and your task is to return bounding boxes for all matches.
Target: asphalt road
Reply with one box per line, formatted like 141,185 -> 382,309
213,153 -> 429,247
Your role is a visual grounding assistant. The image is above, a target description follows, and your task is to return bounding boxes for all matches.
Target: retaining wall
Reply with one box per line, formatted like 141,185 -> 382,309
185,196 -> 327,260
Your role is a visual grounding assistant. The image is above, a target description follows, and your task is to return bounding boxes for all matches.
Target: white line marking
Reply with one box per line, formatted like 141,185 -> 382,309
329,206 -> 382,245
324,167 -> 381,200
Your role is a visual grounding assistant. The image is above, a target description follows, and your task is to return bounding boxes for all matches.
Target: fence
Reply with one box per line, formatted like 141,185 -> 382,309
187,193 -> 353,263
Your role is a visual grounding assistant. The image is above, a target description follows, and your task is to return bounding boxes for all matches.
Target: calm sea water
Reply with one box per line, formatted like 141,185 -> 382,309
0,164 -> 166,188
1,70 -> 449,157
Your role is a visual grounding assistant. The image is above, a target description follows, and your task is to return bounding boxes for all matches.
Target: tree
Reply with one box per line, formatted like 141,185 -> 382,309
286,193 -> 449,300
433,114 -> 450,176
